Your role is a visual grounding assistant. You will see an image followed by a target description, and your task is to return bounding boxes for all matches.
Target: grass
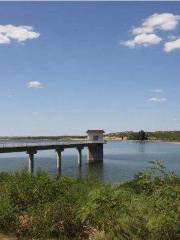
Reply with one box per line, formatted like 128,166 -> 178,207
0,161 -> 180,240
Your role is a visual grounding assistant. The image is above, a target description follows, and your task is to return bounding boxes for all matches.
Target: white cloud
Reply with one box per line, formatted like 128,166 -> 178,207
28,81 -> 44,88
0,25 -> 40,44
124,33 -> 162,47
149,97 -> 167,102
164,38 -> 180,52
0,34 -> 10,44
123,13 -> 180,50
133,13 -> 180,35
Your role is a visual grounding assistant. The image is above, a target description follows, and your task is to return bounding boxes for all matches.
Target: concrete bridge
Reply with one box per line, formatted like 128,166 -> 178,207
0,130 -> 105,174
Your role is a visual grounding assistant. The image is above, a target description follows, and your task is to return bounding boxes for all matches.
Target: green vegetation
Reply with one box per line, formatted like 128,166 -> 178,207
127,130 -> 148,141
1,131 -> 180,142
148,131 -> 180,141
137,130 -> 148,141
107,130 -> 180,142
0,162 -> 180,239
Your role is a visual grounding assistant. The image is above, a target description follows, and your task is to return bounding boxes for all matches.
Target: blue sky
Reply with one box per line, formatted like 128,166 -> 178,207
0,2 -> 180,135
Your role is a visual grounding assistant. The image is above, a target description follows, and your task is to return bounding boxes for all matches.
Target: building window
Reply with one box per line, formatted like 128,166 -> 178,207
93,135 -> 99,141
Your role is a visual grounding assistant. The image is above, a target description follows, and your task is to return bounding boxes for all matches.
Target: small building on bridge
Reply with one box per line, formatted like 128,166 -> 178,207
86,130 -> 104,163
87,130 -> 104,142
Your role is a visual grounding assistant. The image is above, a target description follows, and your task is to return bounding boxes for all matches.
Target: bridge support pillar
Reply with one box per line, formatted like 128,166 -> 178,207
27,150 -> 37,174
56,148 -> 64,174
77,147 -> 83,167
88,144 -> 103,163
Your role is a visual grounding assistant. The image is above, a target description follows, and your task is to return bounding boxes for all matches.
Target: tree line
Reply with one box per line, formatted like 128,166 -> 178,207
107,131 -> 180,141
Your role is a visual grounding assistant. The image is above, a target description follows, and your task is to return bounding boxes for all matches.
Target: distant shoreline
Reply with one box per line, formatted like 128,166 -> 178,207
1,136 -> 180,145
104,137 -> 180,144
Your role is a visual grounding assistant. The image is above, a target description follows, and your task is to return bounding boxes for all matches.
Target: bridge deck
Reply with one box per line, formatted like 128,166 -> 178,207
0,140 -> 105,153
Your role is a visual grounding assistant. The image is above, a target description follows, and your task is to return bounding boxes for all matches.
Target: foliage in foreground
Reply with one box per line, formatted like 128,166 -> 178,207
0,161 -> 180,240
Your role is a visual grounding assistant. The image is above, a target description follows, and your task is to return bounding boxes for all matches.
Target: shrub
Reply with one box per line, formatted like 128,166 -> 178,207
0,162 -> 179,239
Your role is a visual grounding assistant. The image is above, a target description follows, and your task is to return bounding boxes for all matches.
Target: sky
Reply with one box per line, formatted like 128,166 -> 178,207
0,2 -> 180,135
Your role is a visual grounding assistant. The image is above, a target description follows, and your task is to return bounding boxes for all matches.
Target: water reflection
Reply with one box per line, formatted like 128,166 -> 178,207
138,141 -> 146,154
87,162 -> 104,180
0,141 -> 180,183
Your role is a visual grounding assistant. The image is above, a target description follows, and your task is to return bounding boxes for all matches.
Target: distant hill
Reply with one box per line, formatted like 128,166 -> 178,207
105,131 -> 180,142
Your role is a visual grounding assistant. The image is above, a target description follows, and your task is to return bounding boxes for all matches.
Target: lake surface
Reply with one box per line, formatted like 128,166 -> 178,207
0,140 -> 180,183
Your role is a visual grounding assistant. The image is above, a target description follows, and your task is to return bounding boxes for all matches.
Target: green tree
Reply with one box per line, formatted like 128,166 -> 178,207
138,130 -> 147,141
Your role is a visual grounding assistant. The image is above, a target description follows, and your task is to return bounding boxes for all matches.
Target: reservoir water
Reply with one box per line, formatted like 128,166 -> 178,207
0,140 -> 180,183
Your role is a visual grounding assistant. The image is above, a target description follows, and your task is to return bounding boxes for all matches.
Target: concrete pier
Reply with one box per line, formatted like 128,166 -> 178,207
77,147 -> 83,166
88,144 -> 104,162
56,148 -> 64,174
0,130 -> 105,173
27,150 -> 37,174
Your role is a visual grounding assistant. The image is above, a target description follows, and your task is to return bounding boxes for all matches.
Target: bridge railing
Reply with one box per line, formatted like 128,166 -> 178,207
0,139 -> 105,148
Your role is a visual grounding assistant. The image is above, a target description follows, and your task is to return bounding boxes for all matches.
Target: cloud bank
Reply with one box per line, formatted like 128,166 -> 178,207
28,81 -> 44,88
123,13 -> 180,52
149,97 -> 167,102
0,25 -> 40,44
133,13 -> 180,35
164,38 -> 180,52
124,33 -> 162,47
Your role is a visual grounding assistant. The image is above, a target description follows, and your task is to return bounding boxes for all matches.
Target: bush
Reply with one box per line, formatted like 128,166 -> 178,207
0,162 -> 179,239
